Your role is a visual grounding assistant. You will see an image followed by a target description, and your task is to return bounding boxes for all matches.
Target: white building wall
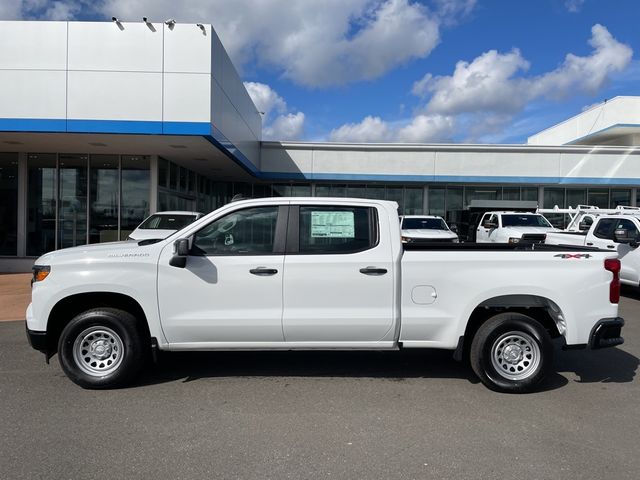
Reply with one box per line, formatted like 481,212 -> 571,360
0,20 -> 260,165
210,29 -> 261,170
262,142 -> 640,185
528,97 -> 640,146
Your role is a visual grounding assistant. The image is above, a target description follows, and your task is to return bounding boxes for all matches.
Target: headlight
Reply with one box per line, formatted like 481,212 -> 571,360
508,237 -> 521,244
31,265 -> 51,286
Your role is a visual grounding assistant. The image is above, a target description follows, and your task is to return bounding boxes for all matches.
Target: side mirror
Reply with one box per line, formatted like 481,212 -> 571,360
614,228 -> 638,248
169,238 -> 190,268
484,221 -> 497,229
578,221 -> 591,231
450,224 -> 458,233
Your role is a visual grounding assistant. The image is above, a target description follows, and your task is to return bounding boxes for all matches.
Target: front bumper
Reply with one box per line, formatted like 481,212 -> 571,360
26,323 -> 48,354
589,317 -> 624,349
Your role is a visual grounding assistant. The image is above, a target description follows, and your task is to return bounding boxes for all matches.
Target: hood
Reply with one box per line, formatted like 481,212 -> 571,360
35,240 -> 153,265
500,226 -> 559,236
128,229 -> 177,241
401,229 -> 458,240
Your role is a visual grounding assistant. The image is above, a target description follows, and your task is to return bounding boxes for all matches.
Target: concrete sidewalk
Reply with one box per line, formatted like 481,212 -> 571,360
0,273 -> 31,321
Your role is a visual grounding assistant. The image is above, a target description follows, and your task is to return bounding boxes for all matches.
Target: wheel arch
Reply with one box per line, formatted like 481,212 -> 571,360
45,292 -> 151,356
455,294 -> 566,361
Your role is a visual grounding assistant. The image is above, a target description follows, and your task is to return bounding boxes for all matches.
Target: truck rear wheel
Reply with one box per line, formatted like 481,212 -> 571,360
470,312 -> 553,393
58,308 -> 145,389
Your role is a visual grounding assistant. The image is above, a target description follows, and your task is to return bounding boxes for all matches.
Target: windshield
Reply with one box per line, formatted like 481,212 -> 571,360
501,214 -> 552,228
138,214 -> 198,230
402,218 -> 448,230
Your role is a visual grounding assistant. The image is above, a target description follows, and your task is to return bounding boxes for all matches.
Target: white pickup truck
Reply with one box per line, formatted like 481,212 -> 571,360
476,211 -> 557,243
26,197 -> 624,393
546,214 -> 640,287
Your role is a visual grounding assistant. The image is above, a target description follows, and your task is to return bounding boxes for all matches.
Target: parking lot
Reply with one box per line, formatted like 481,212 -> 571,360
1,291 -> 638,479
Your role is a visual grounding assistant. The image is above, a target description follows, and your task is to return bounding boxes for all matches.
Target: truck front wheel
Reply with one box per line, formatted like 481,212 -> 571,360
470,313 -> 553,393
58,308 -> 145,389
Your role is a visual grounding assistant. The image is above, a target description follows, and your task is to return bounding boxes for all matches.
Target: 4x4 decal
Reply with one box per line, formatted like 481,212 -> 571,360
554,253 -> 592,259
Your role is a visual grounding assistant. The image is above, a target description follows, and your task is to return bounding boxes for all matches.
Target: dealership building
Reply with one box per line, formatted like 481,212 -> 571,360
1,20 -> 640,272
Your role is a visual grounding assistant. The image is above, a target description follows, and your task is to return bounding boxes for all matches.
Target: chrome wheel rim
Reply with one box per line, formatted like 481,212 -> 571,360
72,326 -> 124,377
490,331 -> 541,381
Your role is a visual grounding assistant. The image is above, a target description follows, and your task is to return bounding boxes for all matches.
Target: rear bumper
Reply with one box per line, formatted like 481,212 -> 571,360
589,317 -> 624,349
26,323 -> 48,354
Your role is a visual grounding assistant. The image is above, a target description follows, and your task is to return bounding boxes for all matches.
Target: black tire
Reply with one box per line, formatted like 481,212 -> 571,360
58,308 -> 145,389
470,312 -> 553,393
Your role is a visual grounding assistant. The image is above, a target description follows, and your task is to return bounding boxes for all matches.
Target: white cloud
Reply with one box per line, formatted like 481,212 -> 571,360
329,116 -> 392,142
396,114 -> 455,142
415,24 -> 631,119
264,112 -> 305,141
332,24 -> 633,143
243,82 -> 286,121
328,114 -> 454,143
414,48 -> 531,115
0,0 -> 22,18
565,0 -> 585,13
244,82 -> 305,140
95,0 -> 464,87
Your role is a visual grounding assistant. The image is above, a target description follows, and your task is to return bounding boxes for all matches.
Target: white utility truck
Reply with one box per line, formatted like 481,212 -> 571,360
476,211 -> 557,244
545,213 -> 640,287
26,198 -> 624,393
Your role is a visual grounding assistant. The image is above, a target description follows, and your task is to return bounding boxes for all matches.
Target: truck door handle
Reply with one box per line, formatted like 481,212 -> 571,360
359,267 -> 388,275
607,245 -> 616,249
586,242 -> 593,246
249,267 -> 278,276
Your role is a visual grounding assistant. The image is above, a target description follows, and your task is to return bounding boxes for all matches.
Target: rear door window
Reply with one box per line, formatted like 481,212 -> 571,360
296,206 -> 377,254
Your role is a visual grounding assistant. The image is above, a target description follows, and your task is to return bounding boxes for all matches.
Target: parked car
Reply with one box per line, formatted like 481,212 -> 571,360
128,211 -> 204,241
545,213 -> 640,287
400,215 -> 459,243
27,198 -> 623,393
476,211 -> 558,243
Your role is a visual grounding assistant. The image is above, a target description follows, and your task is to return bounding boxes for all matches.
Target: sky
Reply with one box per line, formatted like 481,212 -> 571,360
1,0 -> 638,144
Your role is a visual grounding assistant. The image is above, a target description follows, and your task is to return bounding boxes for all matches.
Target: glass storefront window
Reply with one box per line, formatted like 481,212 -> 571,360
315,185 -> 330,197
465,186 -> 501,205
58,154 -> 88,249
543,188 -> 565,209
587,188 -> 609,209
611,189 -> 631,207
385,187 -> 403,211
428,187 -> 445,216
158,158 -> 169,188
404,187 -> 423,215
566,189 -> 586,209
521,187 -> 538,202
0,153 -> 18,255
271,184 -> 290,197
120,156 -> 150,240
27,154 -> 57,256
502,187 -> 520,201
169,162 -> 178,190
291,184 -> 311,197
179,166 -> 188,192
347,185 -> 367,198
364,186 -> 385,200
89,155 -> 119,244
252,184 -> 270,199
330,185 -> 347,197
188,170 -> 196,196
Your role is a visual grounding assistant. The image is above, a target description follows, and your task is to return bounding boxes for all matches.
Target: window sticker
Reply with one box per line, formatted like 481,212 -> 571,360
311,211 -> 355,238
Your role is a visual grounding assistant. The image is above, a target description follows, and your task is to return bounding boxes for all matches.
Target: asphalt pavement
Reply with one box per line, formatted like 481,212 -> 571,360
1,290 -> 639,479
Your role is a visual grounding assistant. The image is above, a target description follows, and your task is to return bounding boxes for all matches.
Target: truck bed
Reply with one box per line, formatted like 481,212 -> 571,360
403,242 -> 602,252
